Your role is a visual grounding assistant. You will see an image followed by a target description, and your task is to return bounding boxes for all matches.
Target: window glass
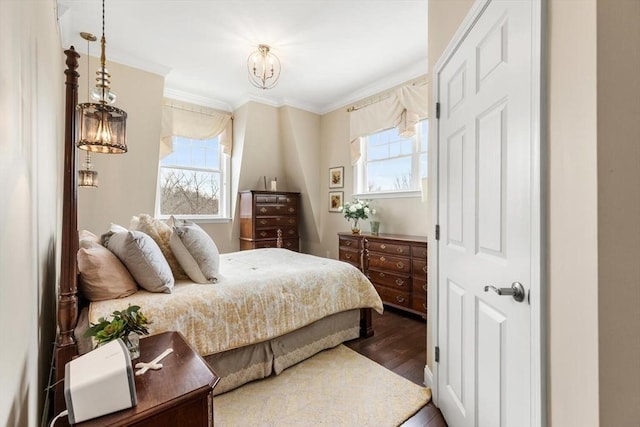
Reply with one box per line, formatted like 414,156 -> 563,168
157,136 -> 228,218
356,120 -> 428,194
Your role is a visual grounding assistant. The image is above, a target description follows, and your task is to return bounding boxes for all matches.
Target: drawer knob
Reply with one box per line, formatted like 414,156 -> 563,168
289,208 -> 295,213
379,272 -> 386,278
345,241 -> 352,246
289,229 -> 295,235
396,262 -> 404,269
395,278 -> 405,287
260,231 -> 267,237
422,303 -> 427,310
276,206 -> 281,210
397,247 -> 404,254
286,242 -> 292,247
380,256 -> 386,262
422,284 -> 427,292
395,295 -> 406,303
345,253 -> 352,259
422,266 -> 427,274
260,220 -> 267,225
260,207 -> 267,213
289,219 -> 295,224
380,244 -> 386,249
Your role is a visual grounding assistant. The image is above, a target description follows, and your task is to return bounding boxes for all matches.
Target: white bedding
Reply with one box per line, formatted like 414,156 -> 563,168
89,248 -> 383,356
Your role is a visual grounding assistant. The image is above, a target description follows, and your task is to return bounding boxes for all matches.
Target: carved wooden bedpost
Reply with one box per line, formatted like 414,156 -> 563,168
54,46 -> 80,416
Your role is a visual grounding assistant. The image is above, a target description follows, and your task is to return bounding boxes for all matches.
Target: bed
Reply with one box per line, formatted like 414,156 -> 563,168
54,47 -> 382,412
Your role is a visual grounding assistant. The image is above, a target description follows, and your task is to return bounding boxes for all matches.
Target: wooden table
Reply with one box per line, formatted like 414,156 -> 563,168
76,331 -> 219,426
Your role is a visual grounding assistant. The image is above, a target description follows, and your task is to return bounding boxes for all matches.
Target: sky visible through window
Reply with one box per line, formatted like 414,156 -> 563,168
364,120 -> 428,192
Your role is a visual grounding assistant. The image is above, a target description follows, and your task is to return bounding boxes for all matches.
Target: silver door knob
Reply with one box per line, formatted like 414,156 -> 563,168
484,282 -> 526,303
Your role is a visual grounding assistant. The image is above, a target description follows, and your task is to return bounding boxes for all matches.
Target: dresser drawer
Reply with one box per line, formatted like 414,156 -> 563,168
367,268 -> 410,290
411,294 -> 427,315
374,285 -> 411,308
339,235 -> 360,250
412,278 -> 427,295
367,240 -> 411,256
367,253 -> 410,273
251,238 -> 299,251
255,194 -> 297,205
255,204 -> 297,216
254,227 -> 297,239
339,248 -> 360,265
412,259 -> 427,280
256,216 -> 297,227
411,244 -> 428,259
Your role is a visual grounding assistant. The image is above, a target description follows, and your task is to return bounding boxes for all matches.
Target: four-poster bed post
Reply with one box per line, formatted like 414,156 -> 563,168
54,46 -> 80,416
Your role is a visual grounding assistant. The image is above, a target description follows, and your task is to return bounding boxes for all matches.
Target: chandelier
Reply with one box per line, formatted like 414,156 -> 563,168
247,44 -> 281,90
77,0 -> 128,154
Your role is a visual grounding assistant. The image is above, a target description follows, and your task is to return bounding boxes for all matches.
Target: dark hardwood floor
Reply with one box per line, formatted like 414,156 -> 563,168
345,307 -> 448,427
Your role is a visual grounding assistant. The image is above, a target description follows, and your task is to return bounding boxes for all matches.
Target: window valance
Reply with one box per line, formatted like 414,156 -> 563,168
160,102 -> 233,158
348,82 -> 427,165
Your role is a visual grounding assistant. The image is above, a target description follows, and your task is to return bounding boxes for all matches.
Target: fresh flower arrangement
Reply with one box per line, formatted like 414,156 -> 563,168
85,305 -> 150,347
339,198 -> 376,233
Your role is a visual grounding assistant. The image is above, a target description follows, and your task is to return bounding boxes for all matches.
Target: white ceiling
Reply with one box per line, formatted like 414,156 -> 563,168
56,0 -> 428,114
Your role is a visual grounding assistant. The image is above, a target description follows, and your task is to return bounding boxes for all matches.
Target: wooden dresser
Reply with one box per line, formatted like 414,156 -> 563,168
239,190 -> 300,251
338,232 -> 427,318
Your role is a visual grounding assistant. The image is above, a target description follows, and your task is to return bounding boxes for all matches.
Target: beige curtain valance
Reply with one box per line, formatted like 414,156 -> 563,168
160,103 -> 233,158
349,82 -> 428,165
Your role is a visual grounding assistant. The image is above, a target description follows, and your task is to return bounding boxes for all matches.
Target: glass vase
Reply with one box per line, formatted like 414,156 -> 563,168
351,219 -> 360,234
123,332 -> 140,360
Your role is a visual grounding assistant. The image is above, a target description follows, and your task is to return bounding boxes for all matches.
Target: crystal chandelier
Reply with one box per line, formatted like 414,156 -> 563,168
77,0 -> 128,154
247,44 -> 281,90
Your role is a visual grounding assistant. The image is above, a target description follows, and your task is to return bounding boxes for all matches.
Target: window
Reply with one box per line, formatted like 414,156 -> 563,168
156,136 -> 230,220
355,120 -> 428,195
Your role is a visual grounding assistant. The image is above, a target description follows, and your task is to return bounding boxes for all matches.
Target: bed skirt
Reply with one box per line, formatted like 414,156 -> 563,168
205,309 -> 361,395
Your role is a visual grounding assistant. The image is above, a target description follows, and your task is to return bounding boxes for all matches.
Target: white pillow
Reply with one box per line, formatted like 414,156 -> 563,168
103,228 -> 175,293
168,217 -> 220,284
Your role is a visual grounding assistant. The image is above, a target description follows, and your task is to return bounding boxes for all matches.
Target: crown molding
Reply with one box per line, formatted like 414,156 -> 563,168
163,88 -> 233,112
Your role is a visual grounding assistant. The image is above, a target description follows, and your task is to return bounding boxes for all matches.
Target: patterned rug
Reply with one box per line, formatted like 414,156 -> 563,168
214,344 -> 431,427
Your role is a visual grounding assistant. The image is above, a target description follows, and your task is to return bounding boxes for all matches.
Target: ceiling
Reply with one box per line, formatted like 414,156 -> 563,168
56,0 -> 428,114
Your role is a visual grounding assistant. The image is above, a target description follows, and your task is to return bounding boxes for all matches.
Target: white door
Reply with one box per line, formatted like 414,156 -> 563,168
435,1 -> 539,426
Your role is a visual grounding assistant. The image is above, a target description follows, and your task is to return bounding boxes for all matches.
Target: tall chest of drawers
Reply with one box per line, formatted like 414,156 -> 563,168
239,190 -> 300,251
338,232 -> 427,318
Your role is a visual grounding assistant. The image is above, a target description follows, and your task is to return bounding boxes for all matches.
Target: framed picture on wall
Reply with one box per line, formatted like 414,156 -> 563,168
328,191 -> 343,212
329,166 -> 344,188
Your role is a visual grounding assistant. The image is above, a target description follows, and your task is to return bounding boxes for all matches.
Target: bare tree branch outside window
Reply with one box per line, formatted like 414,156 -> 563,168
160,168 -> 219,215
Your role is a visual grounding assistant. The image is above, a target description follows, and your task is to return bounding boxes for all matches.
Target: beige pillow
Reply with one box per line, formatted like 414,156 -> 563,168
103,228 -> 175,293
77,245 -> 138,301
168,216 -> 220,284
130,214 -> 188,280
79,229 -> 101,249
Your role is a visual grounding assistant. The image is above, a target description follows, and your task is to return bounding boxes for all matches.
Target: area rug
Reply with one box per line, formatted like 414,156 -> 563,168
214,344 -> 431,427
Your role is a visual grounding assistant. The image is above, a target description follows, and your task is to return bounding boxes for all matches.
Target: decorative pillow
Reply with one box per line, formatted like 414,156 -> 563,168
130,214 -> 188,280
77,245 -> 138,301
78,229 -> 101,249
103,228 -> 175,293
167,216 -> 220,284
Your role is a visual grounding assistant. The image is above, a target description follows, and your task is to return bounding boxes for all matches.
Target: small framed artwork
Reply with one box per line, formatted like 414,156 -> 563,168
329,191 -> 343,212
329,166 -> 344,188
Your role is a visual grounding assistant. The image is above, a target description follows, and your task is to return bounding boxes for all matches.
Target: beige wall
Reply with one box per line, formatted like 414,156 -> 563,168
317,98 -> 431,261
595,0 -> 640,425
77,62 -> 164,234
0,1 -> 63,425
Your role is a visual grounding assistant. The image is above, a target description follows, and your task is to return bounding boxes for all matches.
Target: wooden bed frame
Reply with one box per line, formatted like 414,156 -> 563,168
53,47 -> 373,414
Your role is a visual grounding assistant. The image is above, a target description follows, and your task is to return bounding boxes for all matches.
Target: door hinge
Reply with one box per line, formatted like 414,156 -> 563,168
436,102 -> 441,119
435,224 -> 440,241
435,346 -> 440,363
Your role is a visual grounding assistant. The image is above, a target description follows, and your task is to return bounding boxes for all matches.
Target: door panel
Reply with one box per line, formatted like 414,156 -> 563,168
436,1 -> 534,426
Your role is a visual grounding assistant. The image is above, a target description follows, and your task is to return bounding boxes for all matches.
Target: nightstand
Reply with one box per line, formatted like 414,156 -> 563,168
75,331 -> 219,426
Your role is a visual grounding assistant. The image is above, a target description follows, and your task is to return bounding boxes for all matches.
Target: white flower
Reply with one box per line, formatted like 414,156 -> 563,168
349,205 -> 357,212
364,207 -> 370,214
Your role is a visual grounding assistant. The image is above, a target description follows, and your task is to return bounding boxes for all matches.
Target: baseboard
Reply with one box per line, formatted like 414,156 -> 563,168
424,364 -> 433,388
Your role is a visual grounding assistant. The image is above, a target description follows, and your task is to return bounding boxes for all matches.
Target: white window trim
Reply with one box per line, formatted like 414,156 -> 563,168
354,121 -> 427,196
